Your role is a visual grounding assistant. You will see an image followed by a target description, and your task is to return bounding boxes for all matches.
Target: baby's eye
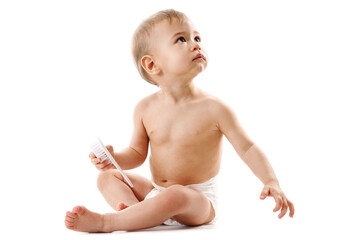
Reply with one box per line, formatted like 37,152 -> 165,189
194,36 -> 201,42
176,37 -> 186,43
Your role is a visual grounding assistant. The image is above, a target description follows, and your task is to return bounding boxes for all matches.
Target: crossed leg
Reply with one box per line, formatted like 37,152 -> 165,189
96,170 -> 154,210
65,170 -> 215,232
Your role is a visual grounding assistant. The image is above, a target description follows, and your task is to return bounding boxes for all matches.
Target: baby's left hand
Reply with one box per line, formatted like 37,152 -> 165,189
260,182 -> 295,219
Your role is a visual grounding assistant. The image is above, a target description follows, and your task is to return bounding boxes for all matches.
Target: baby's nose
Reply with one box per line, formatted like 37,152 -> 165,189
192,44 -> 201,51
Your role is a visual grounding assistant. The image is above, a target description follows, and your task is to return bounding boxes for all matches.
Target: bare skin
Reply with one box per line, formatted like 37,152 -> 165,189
65,16 -> 294,233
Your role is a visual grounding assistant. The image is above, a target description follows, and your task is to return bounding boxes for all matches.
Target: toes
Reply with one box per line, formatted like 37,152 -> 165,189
72,206 -> 85,215
65,215 -> 75,222
65,219 -> 74,228
115,203 -> 121,211
116,203 -> 128,211
65,206 -> 85,230
65,211 -> 76,228
65,215 -> 75,229
66,211 -> 76,219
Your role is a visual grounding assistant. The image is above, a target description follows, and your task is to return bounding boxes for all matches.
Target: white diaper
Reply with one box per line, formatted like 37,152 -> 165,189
144,176 -> 218,226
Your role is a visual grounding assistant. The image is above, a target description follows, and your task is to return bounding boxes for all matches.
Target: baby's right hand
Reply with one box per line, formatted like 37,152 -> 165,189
89,148 -> 115,171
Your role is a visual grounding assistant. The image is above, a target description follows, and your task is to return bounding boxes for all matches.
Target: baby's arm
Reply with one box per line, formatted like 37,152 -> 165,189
215,100 -> 294,218
113,100 -> 149,170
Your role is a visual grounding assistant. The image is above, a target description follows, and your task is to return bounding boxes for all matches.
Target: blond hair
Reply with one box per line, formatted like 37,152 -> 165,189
131,9 -> 188,85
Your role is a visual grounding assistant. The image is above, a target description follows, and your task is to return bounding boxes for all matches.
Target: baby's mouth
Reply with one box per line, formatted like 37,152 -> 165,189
193,53 -> 205,61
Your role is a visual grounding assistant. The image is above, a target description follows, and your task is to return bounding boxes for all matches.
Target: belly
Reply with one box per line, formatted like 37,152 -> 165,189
149,138 -> 222,187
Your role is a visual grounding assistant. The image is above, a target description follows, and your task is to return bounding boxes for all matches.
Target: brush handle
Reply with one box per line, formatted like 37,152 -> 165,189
104,146 -> 134,188
96,138 -> 134,188
103,147 -> 133,187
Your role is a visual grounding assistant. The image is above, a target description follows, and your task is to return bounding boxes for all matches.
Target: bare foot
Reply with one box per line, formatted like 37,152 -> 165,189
65,206 -> 105,233
116,202 -> 129,211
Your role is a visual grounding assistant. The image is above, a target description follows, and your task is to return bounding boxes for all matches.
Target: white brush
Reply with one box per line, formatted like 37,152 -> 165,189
90,137 -> 133,188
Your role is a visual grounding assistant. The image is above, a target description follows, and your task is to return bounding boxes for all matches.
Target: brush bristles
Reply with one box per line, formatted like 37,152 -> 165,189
90,143 -> 109,162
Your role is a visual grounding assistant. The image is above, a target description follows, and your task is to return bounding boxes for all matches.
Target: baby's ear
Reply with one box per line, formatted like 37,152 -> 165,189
141,55 -> 160,76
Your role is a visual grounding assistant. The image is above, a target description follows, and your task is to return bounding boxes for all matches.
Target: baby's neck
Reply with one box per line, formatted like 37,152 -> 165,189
158,82 -> 199,104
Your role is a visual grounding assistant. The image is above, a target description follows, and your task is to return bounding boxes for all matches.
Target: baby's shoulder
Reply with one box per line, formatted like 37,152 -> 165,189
134,93 -> 157,113
198,94 -> 239,124
200,93 -> 230,112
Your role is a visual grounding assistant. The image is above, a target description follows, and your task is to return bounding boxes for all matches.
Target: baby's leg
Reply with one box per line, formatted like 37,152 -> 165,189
65,184 -> 215,232
97,169 -> 153,209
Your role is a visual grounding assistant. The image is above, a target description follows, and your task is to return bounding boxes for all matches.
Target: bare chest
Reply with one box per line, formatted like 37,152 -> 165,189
144,105 -> 218,144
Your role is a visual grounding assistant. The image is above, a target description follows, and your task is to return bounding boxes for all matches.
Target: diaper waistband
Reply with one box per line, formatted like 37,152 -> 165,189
151,175 -> 218,191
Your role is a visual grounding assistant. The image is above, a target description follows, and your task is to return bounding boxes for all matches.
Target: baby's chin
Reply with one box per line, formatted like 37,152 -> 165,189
195,62 -> 208,75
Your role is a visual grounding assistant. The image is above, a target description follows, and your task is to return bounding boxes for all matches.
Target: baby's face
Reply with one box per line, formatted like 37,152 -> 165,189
150,19 -> 207,83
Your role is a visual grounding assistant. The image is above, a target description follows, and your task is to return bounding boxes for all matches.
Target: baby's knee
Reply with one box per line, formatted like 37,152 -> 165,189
159,185 -> 189,213
97,169 -> 123,190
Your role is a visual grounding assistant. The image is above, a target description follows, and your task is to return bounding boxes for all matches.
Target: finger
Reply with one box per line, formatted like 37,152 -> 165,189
288,200 -> 295,218
100,163 -> 111,170
89,152 -> 96,158
97,161 -> 109,169
99,159 -> 112,168
273,195 -> 283,212
102,164 -> 114,171
106,145 -> 113,153
260,186 -> 270,200
91,157 -> 102,165
278,199 -> 288,219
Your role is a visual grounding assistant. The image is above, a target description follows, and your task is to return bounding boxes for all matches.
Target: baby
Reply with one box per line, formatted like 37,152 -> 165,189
65,9 -> 294,233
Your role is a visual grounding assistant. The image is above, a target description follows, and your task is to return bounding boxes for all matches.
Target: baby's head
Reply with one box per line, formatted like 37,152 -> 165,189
132,9 -> 206,86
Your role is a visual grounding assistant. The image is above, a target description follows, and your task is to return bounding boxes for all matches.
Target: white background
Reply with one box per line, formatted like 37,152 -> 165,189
1,0 -> 359,239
